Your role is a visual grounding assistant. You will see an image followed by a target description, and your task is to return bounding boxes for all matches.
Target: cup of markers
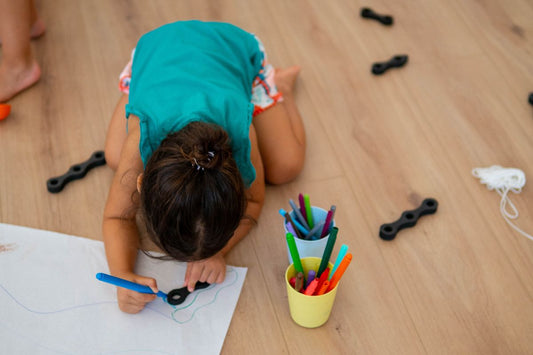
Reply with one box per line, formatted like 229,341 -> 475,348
285,230 -> 352,328
279,193 -> 336,264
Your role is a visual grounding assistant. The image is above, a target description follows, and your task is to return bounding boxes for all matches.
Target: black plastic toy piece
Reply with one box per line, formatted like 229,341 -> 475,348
379,198 -> 438,241
166,281 -> 211,305
372,55 -> 408,75
47,151 -> 106,193
361,7 -> 393,26
529,92 -> 533,105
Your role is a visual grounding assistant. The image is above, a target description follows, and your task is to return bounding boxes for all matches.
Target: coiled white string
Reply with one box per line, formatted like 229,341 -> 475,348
472,165 -> 533,241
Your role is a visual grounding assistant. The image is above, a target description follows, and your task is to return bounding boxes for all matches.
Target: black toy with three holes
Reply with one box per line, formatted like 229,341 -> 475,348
47,151 -> 106,193
379,198 -> 438,241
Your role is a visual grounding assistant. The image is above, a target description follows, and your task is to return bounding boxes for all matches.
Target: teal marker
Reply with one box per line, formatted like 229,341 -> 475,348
286,232 -> 304,274
329,244 -> 348,279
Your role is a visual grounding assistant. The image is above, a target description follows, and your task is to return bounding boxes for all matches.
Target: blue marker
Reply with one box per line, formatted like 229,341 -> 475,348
96,273 -> 167,299
329,244 -> 349,279
96,273 -> 211,306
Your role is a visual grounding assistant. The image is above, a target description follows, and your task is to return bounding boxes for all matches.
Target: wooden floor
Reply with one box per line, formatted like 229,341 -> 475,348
1,0 -> 533,353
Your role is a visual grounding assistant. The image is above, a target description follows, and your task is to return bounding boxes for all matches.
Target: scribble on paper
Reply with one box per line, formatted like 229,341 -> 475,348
146,267 -> 240,324
1,267 -> 239,322
0,243 -> 16,253
0,267 -> 241,354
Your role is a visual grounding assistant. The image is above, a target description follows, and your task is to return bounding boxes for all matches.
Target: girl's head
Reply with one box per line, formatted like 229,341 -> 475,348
139,121 -> 246,261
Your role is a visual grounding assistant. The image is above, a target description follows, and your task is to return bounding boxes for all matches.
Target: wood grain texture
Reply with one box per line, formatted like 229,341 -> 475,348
1,0 -> 532,353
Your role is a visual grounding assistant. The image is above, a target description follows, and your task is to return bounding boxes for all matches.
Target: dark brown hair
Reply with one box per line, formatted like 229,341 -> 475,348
139,121 -> 246,261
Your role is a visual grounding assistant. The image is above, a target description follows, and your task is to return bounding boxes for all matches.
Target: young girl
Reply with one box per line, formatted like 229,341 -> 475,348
103,20 -> 305,314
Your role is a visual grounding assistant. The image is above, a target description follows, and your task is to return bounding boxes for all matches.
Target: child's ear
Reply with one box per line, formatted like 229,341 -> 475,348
137,173 -> 143,193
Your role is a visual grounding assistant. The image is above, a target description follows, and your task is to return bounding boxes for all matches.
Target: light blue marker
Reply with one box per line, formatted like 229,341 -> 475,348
279,208 -> 309,234
329,244 -> 348,280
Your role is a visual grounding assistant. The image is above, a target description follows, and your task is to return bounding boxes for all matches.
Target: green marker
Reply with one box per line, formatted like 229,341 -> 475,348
286,232 -> 304,274
303,194 -> 314,228
317,227 -> 338,277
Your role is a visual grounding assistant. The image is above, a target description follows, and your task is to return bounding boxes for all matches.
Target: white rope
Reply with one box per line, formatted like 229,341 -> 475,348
472,165 -> 533,241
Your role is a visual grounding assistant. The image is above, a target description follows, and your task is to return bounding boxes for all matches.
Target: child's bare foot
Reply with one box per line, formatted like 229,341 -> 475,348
274,65 -> 301,96
0,18 -> 46,45
0,60 -> 41,102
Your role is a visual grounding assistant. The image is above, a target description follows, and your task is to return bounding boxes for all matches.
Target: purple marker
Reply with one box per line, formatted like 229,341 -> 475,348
306,270 -> 316,288
286,222 -> 297,237
320,205 -> 336,238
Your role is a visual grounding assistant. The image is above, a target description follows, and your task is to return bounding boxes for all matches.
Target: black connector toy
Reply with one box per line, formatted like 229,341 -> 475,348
379,198 -> 438,241
167,282 -> 211,305
372,55 -> 408,75
360,7 -> 394,26
47,150 -> 106,193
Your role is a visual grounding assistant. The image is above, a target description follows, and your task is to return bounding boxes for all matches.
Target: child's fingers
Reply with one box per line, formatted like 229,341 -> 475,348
117,288 -> 156,314
132,275 -> 159,294
205,268 -> 225,285
215,270 -> 226,285
134,292 -> 158,303
186,264 -> 205,292
118,301 -> 143,314
184,263 -> 193,287
205,268 -> 224,285
120,288 -> 156,303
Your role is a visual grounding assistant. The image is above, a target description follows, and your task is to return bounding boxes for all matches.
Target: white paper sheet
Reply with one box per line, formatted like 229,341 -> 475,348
0,223 -> 247,355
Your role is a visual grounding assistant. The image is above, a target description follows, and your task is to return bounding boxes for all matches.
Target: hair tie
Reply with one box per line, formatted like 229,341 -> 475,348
192,158 -> 204,171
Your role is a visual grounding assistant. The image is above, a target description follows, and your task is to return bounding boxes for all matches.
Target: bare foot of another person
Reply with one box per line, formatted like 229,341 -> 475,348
0,18 -> 46,45
29,18 -> 46,39
274,65 -> 301,96
0,60 -> 41,102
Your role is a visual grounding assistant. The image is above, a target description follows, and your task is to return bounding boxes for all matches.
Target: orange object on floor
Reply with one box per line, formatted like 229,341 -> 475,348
0,104 -> 11,120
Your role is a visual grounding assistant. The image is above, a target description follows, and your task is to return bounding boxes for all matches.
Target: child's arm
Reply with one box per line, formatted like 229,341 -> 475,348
103,116 -> 158,313
184,125 -> 265,291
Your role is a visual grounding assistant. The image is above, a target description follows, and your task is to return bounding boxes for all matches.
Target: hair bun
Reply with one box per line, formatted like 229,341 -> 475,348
190,148 -> 219,170
184,122 -> 232,171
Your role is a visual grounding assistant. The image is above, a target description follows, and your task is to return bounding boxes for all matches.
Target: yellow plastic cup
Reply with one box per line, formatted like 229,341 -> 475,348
285,257 -> 338,328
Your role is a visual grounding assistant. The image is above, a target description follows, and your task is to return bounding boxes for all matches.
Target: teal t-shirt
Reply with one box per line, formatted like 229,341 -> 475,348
125,21 -> 263,187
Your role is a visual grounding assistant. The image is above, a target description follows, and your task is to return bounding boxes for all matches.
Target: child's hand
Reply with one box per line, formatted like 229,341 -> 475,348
115,272 -> 159,314
184,253 -> 226,292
